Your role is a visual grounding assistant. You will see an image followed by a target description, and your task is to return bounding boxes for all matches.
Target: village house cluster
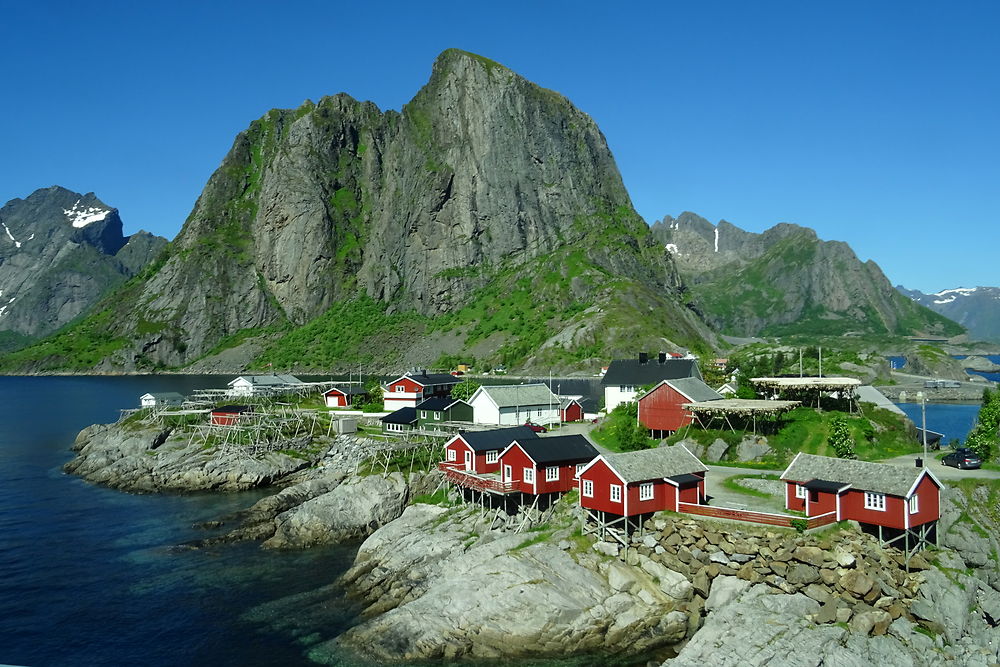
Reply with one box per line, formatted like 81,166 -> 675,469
136,355 -> 940,560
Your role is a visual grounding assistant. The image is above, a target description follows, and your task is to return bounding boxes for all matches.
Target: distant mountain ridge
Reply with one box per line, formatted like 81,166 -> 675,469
0,186 -> 167,350
897,285 -> 1000,343
1,50 -> 715,373
650,212 -> 962,339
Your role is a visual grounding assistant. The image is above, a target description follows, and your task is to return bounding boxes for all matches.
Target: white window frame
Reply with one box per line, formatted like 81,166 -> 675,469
395,385 -> 404,392
447,448 -> 456,461
435,412 -> 441,420
610,484 -> 622,503
639,482 -> 654,501
536,408 -> 542,417
485,450 -> 499,464
582,479 -> 594,497
420,411 -> 427,419
575,463 -> 584,478
545,466 -> 559,482
524,467 -> 535,484
909,495 -> 919,514
795,484 -> 806,499
864,492 -> 886,511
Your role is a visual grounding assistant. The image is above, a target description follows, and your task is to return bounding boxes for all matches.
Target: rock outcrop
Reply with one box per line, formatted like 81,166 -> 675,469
899,285 -> 1000,344
65,421 -> 334,492
0,186 -> 166,349
325,503 -> 689,662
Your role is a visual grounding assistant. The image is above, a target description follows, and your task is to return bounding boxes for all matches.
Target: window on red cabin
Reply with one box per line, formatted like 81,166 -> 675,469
610,484 -> 622,502
909,495 -> 919,514
485,450 -> 498,464
447,449 -> 456,461
395,386 -> 404,392
639,483 -> 654,501
864,492 -> 886,511
795,484 -> 806,499
575,463 -> 584,477
582,479 -> 594,497
524,468 -> 535,484
545,466 -> 559,482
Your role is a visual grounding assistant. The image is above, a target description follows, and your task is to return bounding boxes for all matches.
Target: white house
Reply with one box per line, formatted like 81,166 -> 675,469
140,392 -> 184,408
601,353 -> 702,412
467,383 -> 561,426
227,374 -> 303,397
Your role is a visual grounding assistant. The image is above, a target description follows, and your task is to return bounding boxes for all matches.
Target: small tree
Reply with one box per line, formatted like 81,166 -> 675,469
828,415 -> 857,459
451,379 -> 482,401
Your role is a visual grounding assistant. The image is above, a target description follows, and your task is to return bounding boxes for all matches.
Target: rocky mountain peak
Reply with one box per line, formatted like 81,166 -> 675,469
0,186 -> 167,345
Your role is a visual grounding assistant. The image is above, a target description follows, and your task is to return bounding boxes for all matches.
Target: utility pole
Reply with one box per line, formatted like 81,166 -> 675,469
917,391 -> 928,468
799,348 -> 803,378
818,347 -> 823,378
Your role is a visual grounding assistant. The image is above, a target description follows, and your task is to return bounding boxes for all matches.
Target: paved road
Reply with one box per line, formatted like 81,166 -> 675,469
881,453 -> 1000,481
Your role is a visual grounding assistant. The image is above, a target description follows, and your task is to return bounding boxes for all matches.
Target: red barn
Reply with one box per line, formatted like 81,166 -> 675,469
323,386 -> 367,408
497,435 -> 598,495
578,445 -> 708,517
781,453 -> 941,542
210,405 -> 252,426
637,378 -> 722,438
441,426 -> 539,475
384,371 -> 461,410
559,397 -> 584,423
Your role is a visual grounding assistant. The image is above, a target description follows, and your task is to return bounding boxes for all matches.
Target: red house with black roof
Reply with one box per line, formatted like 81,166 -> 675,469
578,445 -> 707,517
497,435 -> 599,495
384,370 -> 461,410
602,352 -> 702,413
323,385 -> 368,408
211,405 -> 253,426
781,453 -> 941,532
442,425 -> 539,474
559,397 -> 585,423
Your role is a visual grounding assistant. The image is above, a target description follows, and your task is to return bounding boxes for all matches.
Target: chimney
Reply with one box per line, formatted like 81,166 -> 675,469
658,352 -> 666,364
638,352 -> 648,365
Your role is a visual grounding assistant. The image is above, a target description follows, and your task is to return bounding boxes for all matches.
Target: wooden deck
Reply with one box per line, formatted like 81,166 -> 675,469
678,502 -> 837,530
438,462 -> 517,494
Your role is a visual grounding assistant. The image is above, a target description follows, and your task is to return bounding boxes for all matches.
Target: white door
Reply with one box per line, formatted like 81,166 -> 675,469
464,450 -> 473,471
503,465 -> 512,482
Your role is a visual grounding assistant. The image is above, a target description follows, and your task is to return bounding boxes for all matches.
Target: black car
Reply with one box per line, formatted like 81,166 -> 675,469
941,448 -> 983,469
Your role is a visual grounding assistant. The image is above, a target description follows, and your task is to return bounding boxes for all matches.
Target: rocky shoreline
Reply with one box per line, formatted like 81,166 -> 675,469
65,420 -> 1000,665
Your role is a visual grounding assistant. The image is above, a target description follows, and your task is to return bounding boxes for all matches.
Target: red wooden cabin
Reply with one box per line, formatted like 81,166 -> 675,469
497,435 -> 598,495
441,426 -> 539,475
559,397 -> 584,423
384,371 -> 461,410
210,405 -> 252,426
637,378 -> 722,438
323,386 -> 367,408
781,453 -> 941,531
578,445 -> 708,517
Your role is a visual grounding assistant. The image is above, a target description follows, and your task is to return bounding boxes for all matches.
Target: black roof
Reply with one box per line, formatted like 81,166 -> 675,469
381,407 -> 417,425
916,428 -> 944,446
326,385 -> 367,396
416,397 -> 465,412
459,426 -> 539,452
602,357 -> 701,386
667,473 -> 703,486
214,405 -> 251,413
511,434 -> 598,465
804,479 -> 849,493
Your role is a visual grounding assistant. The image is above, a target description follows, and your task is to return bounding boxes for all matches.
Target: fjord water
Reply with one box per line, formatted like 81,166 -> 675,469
0,376 -> 360,667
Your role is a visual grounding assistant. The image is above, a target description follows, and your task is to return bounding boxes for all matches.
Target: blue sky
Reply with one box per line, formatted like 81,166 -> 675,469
2,1 -> 997,293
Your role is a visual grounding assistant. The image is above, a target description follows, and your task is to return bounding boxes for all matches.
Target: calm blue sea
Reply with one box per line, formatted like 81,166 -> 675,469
952,354 -> 1000,384
0,376 -> 363,667
896,401 -> 981,446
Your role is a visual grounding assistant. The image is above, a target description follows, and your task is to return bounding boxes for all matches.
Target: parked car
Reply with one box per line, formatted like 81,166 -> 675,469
941,448 -> 982,469
524,421 -> 547,433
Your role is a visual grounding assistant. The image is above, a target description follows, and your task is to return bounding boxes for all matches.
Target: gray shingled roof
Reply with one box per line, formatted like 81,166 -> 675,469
781,453 -> 924,497
602,445 -> 707,483
479,383 -> 557,408
230,374 -> 302,386
638,377 -> 722,403
601,358 -> 701,386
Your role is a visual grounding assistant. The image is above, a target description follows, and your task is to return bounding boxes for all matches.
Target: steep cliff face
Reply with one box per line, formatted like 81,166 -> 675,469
651,214 -> 962,338
0,186 -> 167,349
4,50 -> 713,372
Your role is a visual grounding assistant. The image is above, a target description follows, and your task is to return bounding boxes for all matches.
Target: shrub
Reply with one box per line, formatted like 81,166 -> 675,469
829,415 -> 857,459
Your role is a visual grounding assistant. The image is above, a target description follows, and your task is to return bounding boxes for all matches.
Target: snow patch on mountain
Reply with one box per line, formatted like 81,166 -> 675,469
665,243 -> 680,255
63,199 -> 110,228
933,287 -> 979,305
2,223 -> 22,248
